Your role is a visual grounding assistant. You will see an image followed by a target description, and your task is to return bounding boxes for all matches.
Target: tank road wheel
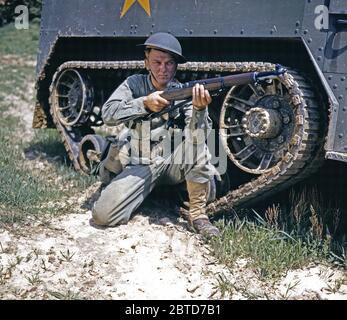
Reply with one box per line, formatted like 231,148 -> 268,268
78,134 -> 107,174
215,68 -> 323,208
50,69 -> 98,170
51,69 -> 94,127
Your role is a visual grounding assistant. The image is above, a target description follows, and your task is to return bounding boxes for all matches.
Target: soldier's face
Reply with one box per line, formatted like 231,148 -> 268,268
145,49 -> 177,89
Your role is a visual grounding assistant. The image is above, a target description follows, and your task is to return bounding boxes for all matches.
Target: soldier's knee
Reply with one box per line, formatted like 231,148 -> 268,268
92,199 -> 131,227
92,203 -> 111,226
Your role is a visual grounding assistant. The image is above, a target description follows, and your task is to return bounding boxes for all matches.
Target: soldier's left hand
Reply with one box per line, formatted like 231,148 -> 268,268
192,84 -> 212,110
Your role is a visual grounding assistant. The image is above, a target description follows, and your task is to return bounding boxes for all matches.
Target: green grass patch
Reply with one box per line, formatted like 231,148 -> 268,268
28,128 -> 97,191
0,21 -> 96,223
0,103 -> 96,223
210,218 -> 328,280
209,197 -> 346,297
0,111 -> 64,221
0,22 -> 40,57
0,64 -> 35,101
0,109 -> 96,224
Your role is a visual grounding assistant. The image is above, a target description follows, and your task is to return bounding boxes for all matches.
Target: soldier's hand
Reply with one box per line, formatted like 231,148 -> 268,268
192,84 -> 212,110
143,91 -> 170,113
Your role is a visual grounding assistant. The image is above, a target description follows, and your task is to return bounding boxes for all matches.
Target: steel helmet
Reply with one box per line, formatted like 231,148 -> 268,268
139,32 -> 186,63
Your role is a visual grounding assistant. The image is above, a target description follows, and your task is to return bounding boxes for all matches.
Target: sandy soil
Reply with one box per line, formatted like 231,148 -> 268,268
0,58 -> 346,300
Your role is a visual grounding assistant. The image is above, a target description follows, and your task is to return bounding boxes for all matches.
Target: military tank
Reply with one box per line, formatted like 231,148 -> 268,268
33,0 -> 347,212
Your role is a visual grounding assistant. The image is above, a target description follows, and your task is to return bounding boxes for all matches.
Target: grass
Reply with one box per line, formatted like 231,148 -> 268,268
0,22 -> 96,224
48,290 -> 83,300
0,22 -> 40,57
210,217 -> 323,280
208,185 -> 346,298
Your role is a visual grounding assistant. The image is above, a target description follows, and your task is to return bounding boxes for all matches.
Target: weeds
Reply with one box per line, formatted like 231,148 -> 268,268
25,270 -> 42,286
210,213 -> 337,281
48,290 -> 83,300
59,249 -> 75,262
210,184 -> 346,297
279,279 -> 301,300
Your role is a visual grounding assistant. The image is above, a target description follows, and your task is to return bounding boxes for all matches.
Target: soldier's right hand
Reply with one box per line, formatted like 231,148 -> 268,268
143,91 -> 170,113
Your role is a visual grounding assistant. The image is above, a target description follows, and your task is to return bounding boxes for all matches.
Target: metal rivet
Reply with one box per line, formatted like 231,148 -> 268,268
241,29 -> 244,34
295,21 -> 300,27
214,30 -> 217,34
303,29 -> 308,34
317,56 -> 322,61
295,29 -> 299,34
283,116 -> 290,124
318,47 -> 324,51
333,84 -> 338,89
328,75 -> 333,80
308,38 -> 312,43
341,77 -> 346,81
273,100 -> 280,108
338,133 -> 343,138
338,95 -> 344,100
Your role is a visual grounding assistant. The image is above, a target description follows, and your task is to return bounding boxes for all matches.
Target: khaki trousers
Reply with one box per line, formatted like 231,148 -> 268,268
92,141 -> 216,226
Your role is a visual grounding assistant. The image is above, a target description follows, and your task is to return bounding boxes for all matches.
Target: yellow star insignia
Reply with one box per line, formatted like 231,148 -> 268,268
120,0 -> 151,18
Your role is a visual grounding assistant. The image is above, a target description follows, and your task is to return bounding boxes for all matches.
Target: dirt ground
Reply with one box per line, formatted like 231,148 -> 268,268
1,60 -> 346,300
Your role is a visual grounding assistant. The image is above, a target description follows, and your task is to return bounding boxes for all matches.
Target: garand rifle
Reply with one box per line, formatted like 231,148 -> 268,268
147,64 -> 287,119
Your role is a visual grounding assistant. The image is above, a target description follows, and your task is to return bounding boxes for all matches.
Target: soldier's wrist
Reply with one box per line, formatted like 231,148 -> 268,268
193,105 -> 207,111
143,96 -> 151,111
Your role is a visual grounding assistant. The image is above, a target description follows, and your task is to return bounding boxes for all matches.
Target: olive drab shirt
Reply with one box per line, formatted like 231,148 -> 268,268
102,74 -> 212,166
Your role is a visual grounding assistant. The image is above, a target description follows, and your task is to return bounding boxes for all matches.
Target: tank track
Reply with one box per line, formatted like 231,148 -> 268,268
49,60 -> 323,212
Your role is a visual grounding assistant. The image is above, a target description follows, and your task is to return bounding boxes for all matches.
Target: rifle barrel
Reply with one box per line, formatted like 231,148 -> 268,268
160,65 -> 286,102
161,72 -> 256,101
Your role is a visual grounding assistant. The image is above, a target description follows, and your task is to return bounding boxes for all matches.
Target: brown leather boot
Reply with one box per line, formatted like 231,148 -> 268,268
192,218 -> 220,238
186,180 -> 220,238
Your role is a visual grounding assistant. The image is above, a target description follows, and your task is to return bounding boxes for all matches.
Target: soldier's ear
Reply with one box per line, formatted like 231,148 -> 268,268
144,58 -> 150,71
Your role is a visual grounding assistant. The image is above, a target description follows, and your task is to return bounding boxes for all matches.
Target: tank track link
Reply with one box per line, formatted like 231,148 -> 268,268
49,60 -> 323,211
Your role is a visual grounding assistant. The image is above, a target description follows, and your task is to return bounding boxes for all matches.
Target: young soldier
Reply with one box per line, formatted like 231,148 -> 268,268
92,32 -> 220,238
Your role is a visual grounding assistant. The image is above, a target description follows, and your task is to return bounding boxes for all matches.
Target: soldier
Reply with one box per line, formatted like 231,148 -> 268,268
92,32 -> 220,238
